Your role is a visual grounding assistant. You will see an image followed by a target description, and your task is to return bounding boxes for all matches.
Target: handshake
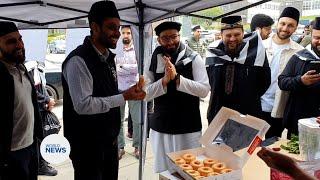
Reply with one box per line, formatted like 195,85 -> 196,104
123,75 -> 146,100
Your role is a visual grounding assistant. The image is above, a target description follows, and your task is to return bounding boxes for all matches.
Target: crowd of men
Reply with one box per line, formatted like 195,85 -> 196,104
1,1 -> 320,180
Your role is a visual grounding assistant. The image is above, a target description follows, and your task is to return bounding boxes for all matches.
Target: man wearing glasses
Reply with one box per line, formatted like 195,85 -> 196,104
144,21 -> 210,173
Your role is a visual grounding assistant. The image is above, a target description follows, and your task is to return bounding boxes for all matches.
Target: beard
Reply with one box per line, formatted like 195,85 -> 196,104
162,42 -> 180,55
122,38 -> 131,45
0,47 -> 25,64
312,44 -> 320,58
98,32 -> 119,49
277,31 -> 291,40
224,41 -> 241,56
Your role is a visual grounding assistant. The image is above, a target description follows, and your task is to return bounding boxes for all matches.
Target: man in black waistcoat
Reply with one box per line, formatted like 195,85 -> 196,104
0,21 -> 43,180
62,1 -> 145,180
144,21 -> 210,173
206,16 -> 271,124
278,17 -> 320,138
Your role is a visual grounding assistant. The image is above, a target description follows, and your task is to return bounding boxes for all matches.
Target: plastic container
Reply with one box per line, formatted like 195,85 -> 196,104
298,118 -> 320,161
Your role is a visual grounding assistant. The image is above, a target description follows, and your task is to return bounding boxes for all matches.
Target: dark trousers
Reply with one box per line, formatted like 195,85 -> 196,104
260,111 -> 284,138
3,143 -> 38,180
72,142 -> 119,180
128,113 -> 133,135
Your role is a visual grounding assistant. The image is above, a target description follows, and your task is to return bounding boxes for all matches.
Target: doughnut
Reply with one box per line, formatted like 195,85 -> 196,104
174,158 -> 186,165
197,166 -> 213,177
220,168 -> 233,174
185,169 -> 200,177
182,153 -> 196,164
208,172 -> 220,176
203,158 -> 218,167
179,163 -> 193,171
212,162 -> 226,173
190,160 -> 204,170
194,176 -> 205,179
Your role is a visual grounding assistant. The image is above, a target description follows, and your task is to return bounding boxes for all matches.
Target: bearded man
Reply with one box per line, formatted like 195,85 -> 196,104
261,7 -> 303,138
144,21 -> 210,173
278,17 -> 320,137
0,21 -> 43,180
206,15 -> 271,124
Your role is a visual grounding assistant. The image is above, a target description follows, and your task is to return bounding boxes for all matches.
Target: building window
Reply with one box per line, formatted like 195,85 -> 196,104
303,1 -> 312,10
313,1 -> 320,9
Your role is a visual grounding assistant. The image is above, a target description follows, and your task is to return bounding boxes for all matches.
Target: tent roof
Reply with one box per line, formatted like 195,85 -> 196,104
0,0 -> 243,28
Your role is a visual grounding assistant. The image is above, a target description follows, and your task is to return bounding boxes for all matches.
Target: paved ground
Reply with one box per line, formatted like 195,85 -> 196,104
38,95 -> 211,180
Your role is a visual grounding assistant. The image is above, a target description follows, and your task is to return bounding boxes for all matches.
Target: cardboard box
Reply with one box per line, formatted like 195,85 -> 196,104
167,107 -> 270,180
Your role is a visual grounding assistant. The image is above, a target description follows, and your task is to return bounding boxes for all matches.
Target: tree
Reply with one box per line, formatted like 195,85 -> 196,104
191,7 -> 223,29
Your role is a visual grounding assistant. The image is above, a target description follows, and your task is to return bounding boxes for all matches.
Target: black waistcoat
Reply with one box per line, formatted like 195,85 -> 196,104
62,37 -> 120,159
149,45 -> 201,134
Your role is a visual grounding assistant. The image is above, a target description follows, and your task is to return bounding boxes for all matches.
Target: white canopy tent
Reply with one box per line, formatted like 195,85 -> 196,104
0,0 -> 271,179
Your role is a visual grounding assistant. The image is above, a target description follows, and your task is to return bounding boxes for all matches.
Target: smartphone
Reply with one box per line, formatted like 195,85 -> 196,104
307,61 -> 320,73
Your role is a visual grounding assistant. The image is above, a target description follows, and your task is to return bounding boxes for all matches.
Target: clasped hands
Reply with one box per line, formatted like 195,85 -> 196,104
162,55 -> 178,87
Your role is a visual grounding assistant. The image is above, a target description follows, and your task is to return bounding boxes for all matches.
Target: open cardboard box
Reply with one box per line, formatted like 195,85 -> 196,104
167,107 -> 270,180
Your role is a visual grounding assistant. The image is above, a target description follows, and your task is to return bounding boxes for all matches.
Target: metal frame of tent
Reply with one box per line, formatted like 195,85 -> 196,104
0,0 -> 271,179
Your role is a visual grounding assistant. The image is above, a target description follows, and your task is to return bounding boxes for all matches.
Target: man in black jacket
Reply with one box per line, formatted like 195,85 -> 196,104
206,16 -> 271,124
0,21 -> 43,180
278,17 -> 320,138
62,1 -> 145,180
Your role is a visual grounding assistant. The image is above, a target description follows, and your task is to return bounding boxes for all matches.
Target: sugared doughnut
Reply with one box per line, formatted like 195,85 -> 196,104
190,160 -> 204,170
220,168 -> 233,174
182,153 -> 196,164
174,158 -> 186,165
208,172 -> 220,176
197,166 -> 213,177
203,158 -> 218,167
194,175 -> 205,179
179,163 -> 193,171
185,169 -> 200,177
212,162 -> 227,173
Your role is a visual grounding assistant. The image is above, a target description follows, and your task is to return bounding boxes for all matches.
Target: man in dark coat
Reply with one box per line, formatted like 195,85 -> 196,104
278,17 -> 320,138
62,1 -> 145,180
206,16 -> 271,124
0,21 -> 43,180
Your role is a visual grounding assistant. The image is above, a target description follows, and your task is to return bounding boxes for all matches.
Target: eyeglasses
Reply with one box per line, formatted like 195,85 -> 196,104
160,34 -> 180,42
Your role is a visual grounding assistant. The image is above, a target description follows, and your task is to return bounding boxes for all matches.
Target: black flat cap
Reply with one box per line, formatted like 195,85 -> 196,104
279,7 -> 300,23
155,21 -> 181,36
0,21 -> 18,37
88,1 -> 120,24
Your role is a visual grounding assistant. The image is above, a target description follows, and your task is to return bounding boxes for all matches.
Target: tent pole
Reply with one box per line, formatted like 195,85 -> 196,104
137,1 -> 146,180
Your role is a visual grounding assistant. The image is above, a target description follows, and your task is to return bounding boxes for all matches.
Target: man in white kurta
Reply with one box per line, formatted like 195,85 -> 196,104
143,21 -> 210,173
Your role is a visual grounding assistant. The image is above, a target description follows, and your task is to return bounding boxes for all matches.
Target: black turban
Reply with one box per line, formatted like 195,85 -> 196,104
88,1 -> 120,24
0,21 -> 18,37
313,17 -> 320,30
221,16 -> 243,30
279,7 -> 300,23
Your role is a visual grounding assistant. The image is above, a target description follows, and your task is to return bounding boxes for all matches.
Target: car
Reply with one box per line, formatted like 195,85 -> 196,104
48,40 -> 66,54
25,60 -> 63,102
45,70 -> 63,101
